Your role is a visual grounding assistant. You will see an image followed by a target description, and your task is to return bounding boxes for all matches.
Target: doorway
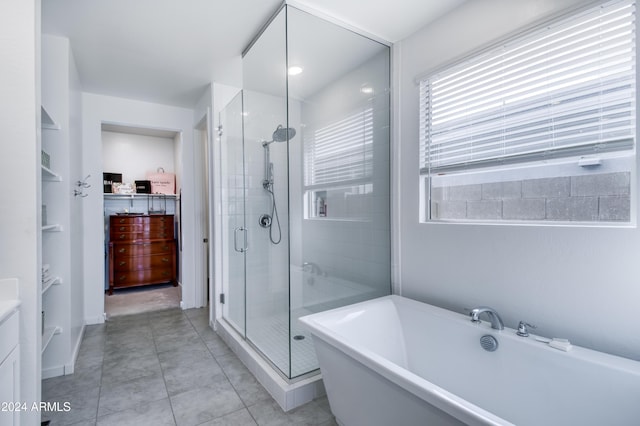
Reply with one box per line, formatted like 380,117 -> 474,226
101,123 -> 182,318
194,110 -> 213,309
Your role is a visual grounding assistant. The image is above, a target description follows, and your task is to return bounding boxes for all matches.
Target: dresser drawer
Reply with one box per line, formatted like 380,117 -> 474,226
148,221 -> 173,233
113,268 -> 174,286
148,215 -> 171,224
112,241 -> 173,256
112,230 -> 173,241
111,215 -> 173,225
108,214 -> 176,294
111,221 -> 173,234
113,253 -> 174,271
111,215 -> 148,225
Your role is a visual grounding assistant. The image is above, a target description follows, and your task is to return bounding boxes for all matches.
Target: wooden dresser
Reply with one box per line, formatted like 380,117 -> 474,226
108,214 -> 177,295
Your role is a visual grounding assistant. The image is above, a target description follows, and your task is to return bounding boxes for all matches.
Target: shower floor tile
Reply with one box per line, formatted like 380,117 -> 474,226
247,309 -> 319,377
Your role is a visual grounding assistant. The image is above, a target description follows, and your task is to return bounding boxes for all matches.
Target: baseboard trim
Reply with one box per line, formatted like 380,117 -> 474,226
42,365 -> 65,379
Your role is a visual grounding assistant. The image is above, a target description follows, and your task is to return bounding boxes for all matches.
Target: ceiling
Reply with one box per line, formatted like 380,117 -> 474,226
42,0 -> 466,108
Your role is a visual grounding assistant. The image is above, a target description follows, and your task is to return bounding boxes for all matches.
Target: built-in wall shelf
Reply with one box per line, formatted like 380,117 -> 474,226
40,35 -> 81,381
42,165 -> 62,181
42,276 -> 62,295
41,106 -> 60,130
104,193 -> 179,216
41,326 -> 62,354
103,193 -> 177,199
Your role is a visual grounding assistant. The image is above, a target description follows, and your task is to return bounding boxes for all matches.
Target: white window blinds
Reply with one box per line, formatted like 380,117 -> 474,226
304,107 -> 374,188
419,0 -> 636,174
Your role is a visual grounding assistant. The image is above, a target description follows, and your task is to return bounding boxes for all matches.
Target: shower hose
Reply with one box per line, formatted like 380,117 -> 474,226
266,180 -> 282,245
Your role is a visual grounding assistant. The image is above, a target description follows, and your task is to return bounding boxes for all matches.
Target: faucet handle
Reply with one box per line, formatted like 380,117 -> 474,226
516,321 -> 536,337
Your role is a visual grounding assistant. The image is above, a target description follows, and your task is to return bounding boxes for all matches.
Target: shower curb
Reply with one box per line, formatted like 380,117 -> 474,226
215,319 -> 326,411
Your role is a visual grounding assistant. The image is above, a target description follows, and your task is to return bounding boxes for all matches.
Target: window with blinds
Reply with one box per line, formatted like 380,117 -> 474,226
419,0 -> 636,175
304,107 -> 374,189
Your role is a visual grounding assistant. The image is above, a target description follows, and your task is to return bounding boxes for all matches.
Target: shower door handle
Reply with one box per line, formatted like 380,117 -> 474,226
233,227 -> 241,252
234,227 -> 248,253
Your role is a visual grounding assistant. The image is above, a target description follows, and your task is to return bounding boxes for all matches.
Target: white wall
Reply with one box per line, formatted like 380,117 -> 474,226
102,131 -> 176,184
0,0 -> 41,422
193,84 -> 213,310
82,94 -> 196,324
395,0 -> 640,360
67,37 -> 85,369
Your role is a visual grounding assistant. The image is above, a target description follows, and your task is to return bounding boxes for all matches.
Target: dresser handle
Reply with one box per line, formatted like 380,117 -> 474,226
160,217 -> 166,222
119,226 -> 126,231
119,218 -> 125,223
162,271 -> 169,276
118,248 -> 126,253
119,261 -> 126,267
161,258 -> 169,263
162,246 -> 169,251
119,234 -> 126,239
119,275 -> 126,281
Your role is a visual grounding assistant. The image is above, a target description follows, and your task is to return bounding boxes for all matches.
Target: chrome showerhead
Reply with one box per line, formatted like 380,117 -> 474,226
271,124 -> 296,143
262,125 -> 297,146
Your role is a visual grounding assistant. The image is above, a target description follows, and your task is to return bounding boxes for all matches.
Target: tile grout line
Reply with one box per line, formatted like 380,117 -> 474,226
149,310 -> 180,426
186,310 -> 261,426
94,322 -> 106,425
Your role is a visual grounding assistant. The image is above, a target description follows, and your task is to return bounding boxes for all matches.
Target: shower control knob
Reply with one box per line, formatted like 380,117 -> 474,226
259,214 -> 272,228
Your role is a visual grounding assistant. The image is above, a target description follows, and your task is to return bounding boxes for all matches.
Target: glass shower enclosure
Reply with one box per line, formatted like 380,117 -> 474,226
219,4 -> 391,380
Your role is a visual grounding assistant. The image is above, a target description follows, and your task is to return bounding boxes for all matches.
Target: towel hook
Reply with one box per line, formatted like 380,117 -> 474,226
76,174 -> 91,188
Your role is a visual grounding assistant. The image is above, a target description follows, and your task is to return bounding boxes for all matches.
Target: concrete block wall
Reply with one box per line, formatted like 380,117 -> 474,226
431,172 -> 631,222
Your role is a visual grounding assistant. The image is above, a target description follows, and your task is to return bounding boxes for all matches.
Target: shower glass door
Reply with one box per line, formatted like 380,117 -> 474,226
220,92 -> 246,334
220,7 -> 290,377
243,7 -> 291,377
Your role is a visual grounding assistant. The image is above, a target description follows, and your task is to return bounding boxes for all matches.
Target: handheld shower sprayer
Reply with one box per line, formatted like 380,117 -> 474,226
261,124 -> 297,244
262,124 -> 296,189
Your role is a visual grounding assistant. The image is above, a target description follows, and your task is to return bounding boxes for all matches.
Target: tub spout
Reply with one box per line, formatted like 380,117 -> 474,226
303,261 -> 323,276
470,306 -> 504,330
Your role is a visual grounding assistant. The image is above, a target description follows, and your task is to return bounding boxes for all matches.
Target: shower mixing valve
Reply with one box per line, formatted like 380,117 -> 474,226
259,214 -> 272,228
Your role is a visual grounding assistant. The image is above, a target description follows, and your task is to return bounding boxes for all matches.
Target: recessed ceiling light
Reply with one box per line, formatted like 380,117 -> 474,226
361,87 -> 374,94
288,66 -> 303,76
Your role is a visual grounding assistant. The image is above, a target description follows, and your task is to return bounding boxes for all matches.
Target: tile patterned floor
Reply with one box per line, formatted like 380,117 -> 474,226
247,309 -> 319,377
42,307 -> 338,426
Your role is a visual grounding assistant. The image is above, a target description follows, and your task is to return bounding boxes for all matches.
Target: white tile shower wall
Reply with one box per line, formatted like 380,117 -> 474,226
242,90 -> 291,320
299,51 -> 391,306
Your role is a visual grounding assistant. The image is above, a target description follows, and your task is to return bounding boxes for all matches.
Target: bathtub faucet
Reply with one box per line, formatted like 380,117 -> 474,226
469,306 -> 504,330
303,261 -> 323,276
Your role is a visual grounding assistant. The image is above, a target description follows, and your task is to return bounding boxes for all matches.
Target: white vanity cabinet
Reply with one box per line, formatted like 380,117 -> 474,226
0,305 -> 20,426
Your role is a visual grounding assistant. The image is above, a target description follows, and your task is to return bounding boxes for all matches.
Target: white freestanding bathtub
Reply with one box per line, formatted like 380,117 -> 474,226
299,295 -> 640,426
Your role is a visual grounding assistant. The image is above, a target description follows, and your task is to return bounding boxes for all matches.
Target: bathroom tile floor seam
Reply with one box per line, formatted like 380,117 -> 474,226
42,307 -> 337,426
